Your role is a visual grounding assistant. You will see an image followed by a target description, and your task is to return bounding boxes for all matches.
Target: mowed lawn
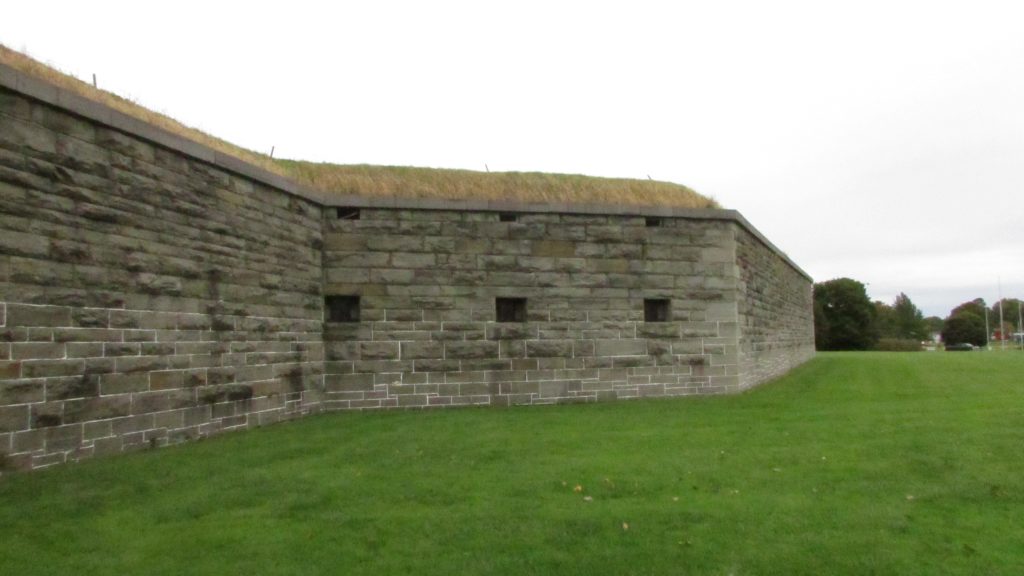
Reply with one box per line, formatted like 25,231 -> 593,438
2,352 -> 1023,575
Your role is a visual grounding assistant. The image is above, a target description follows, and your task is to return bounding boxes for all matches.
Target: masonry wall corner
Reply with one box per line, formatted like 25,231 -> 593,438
0,72 -> 814,473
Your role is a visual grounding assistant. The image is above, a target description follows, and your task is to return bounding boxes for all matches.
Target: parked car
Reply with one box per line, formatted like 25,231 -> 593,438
945,343 -> 975,351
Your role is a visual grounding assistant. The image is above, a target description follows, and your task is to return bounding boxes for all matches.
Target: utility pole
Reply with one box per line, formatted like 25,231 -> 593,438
1019,301 -> 1023,351
999,278 -> 1005,350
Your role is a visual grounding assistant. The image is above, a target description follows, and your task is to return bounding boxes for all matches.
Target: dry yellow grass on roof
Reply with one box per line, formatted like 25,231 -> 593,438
279,161 -> 716,208
1,45 -> 717,209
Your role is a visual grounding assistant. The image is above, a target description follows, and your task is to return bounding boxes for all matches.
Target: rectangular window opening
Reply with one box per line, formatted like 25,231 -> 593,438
645,217 -> 663,228
644,299 -> 670,322
498,213 -> 519,222
496,297 -> 527,323
326,295 -> 360,323
336,207 -> 361,220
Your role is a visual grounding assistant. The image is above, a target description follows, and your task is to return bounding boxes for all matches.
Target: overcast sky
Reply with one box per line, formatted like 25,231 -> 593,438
3,0 -> 1021,317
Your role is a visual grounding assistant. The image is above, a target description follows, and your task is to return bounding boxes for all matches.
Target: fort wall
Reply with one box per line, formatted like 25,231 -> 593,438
0,65 -> 813,473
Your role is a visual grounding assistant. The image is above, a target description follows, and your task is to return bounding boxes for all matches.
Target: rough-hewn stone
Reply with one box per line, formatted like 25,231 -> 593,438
0,77 -> 814,474
318,208 -> 814,411
1,86 -> 324,472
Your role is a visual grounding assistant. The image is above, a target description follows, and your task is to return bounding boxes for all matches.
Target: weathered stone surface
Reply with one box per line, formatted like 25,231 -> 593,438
0,405 -> 29,432
6,304 -> 71,327
594,339 -> 646,357
526,340 -> 575,358
0,82 -> 813,474
444,341 -> 500,359
0,380 -> 44,404
400,341 -> 443,360
63,396 -> 131,424
359,342 -> 399,360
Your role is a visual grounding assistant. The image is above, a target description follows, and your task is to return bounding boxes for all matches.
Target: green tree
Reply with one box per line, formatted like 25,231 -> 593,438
892,292 -> 927,340
941,314 -> 987,346
874,301 -> 895,338
951,298 -> 987,320
923,316 -> 944,336
989,298 -> 1022,331
813,278 -> 877,350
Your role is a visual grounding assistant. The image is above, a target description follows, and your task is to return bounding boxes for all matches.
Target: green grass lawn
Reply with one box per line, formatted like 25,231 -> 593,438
2,352 -> 1023,575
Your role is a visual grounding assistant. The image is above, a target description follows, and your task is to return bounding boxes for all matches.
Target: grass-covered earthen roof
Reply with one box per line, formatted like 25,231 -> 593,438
0,45 -> 716,208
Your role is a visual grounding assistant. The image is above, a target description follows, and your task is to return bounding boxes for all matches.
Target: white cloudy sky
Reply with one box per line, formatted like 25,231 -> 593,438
3,0 -> 1021,317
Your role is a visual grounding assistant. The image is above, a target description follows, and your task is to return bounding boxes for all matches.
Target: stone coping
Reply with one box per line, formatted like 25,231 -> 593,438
0,62 -> 811,281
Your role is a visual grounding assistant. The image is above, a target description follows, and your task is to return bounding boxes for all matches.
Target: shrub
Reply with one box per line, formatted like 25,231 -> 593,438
874,338 -> 923,352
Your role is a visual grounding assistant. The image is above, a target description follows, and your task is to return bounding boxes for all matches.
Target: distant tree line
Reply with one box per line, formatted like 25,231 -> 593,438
940,297 -> 1022,347
812,278 -> 1022,351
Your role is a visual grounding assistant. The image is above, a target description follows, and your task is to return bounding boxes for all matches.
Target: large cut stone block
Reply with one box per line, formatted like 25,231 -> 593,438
0,405 -> 29,432
526,340 -> 575,358
594,339 -> 646,357
445,341 -> 500,359
400,341 -> 443,360
5,304 -> 71,327
359,342 -> 399,360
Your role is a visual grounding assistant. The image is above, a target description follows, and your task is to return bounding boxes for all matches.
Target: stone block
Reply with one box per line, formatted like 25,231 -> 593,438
486,324 -> 536,340
71,308 -> 108,328
400,341 -> 443,360
325,373 -> 375,392
54,328 -> 122,343
83,419 -> 113,440
530,240 -> 576,258
0,379 -> 43,404
594,339 -> 646,357
0,405 -> 29,432
390,252 -> 436,268
132,390 -> 195,415
63,396 -> 132,423
150,371 -> 184,391
0,360 -> 21,380
104,343 -> 140,357
397,394 -> 428,407
108,309 -> 140,327
5,304 -> 70,327
47,374 -> 100,400
614,354 -> 655,367
526,340 -> 575,358
207,367 -> 236,385
45,423 -> 83,452
22,359 -> 84,379
637,323 -> 680,339
359,342 -> 399,360
115,356 -> 169,373
100,373 -> 149,395
445,341 -> 499,359
67,342 -> 104,358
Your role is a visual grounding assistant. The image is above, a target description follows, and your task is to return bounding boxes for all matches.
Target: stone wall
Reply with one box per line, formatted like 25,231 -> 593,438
321,209 -> 743,409
735,225 -> 815,388
0,86 -> 325,472
0,65 -> 814,473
